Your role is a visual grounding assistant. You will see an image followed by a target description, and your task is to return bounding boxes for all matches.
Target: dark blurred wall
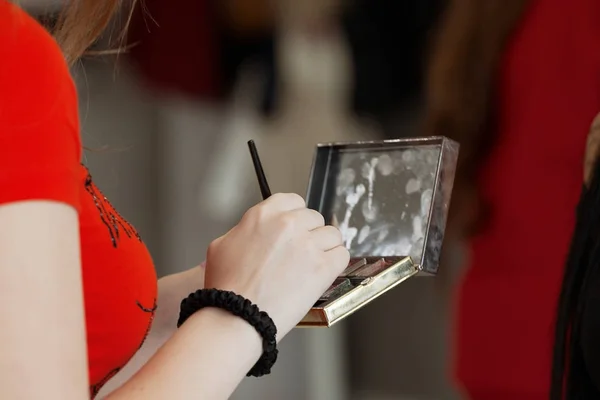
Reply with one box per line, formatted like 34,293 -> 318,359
341,0 -> 446,138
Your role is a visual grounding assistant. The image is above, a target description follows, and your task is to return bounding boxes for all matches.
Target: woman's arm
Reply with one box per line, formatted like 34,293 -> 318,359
0,203 -> 262,400
98,265 -> 206,397
0,201 -> 89,400
2,193 -> 348,400
107,306 -> 262,399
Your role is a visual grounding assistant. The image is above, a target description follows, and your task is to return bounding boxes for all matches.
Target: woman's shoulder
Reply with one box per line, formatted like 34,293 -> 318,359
0,1 -> 79,145
0,2 -> 76,113
1,2 -> 66,63
0,1 -> 81,207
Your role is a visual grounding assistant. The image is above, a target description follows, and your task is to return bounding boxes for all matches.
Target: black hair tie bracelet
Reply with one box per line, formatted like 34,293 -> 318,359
177,288 -> 278,377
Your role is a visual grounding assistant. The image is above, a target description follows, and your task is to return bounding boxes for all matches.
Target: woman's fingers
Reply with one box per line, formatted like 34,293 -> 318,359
286,208 -> 325,231
310,225 -> 343,251
322,245 -> 351,276
262,193 -> 306,212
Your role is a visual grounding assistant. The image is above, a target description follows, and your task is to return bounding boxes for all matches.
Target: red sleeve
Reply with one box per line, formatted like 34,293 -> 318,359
0,3 -> 81,211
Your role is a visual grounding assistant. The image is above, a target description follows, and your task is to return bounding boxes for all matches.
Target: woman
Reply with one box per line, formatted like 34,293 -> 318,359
424,0 -> 600,398
551,113 -> 600,399
0,1 -> 349,399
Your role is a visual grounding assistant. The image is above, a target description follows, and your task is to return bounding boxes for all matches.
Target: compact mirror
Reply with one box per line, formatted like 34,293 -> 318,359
300,136 -> 459,327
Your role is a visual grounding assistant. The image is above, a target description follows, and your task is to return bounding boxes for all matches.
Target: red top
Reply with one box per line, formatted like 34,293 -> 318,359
0,3 -> 158,397
454,0 -> 600,398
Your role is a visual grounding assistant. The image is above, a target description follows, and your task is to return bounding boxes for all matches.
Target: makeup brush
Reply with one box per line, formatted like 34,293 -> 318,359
247,140 -> 272,200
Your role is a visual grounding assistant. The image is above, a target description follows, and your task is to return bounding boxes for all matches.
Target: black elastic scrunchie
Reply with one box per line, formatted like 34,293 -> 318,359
177,289 -> 278,377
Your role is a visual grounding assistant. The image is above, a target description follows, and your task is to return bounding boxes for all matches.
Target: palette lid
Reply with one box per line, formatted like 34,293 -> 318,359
305,136 -> 459,274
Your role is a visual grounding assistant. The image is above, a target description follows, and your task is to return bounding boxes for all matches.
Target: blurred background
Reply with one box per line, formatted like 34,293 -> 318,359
26,0 -> 463,399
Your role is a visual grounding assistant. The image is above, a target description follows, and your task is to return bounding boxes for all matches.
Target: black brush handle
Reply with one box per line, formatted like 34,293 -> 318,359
247,140 -> 272,200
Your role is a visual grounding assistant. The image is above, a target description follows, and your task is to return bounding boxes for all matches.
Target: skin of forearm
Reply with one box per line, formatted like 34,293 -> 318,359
97,265 -> 205,398
104,307 -> 262,400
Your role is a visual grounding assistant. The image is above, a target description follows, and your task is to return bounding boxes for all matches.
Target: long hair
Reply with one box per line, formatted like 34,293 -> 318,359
550,130 -> 600,399
14,0 -> 136,65
54,1 -> 127,64
422,0 -> 531,237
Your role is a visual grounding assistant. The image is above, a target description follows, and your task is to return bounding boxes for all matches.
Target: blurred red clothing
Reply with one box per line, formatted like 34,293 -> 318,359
454,0 -> 600,398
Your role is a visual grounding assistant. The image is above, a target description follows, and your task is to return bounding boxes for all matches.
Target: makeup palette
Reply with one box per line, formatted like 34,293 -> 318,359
298,136 -> 459,327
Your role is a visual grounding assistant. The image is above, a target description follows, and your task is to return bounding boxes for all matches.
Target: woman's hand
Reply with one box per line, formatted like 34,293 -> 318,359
103,194 -> 348,399
205,193 -> 349,339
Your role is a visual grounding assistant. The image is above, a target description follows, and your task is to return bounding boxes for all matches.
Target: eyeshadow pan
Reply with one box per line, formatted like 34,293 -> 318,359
319,278 -> 353,302
339,258 -> 367,277
349,258 -> 389,278
377,256 -> 405,266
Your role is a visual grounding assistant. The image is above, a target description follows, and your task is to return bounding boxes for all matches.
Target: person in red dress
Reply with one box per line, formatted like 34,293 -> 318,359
424,0 -> 600,398
0,1 -> 349,398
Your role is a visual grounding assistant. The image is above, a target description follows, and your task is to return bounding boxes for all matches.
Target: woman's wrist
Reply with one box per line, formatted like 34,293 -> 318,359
184,306 -> 263,364
108,306 -> 264,400
178,289 -> 279,377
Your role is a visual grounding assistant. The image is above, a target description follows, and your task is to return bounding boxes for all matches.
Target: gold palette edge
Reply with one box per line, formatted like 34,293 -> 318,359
298,257 -> 419,328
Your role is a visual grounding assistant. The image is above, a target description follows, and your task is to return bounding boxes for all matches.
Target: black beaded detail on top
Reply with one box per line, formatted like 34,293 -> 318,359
178,289 -> 278,377
83,167 -> 142,247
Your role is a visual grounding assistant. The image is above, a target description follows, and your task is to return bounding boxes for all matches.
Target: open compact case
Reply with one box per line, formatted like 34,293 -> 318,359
299,136 -> 459,327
